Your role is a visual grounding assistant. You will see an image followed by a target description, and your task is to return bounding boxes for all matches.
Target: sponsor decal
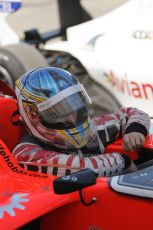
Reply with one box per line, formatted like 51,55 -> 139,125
105,70 -> 153,100
133,30 -> 153,40
0,193 -> 29,219
88,226 -> 102,230
0,1 -> 22,13
0,144 -> 48,178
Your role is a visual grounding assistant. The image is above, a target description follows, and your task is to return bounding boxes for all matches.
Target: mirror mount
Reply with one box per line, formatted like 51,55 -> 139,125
79,190 -> 97,206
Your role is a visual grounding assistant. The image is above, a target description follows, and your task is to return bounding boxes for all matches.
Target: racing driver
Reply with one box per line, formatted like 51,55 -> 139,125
13,67 -> 150,177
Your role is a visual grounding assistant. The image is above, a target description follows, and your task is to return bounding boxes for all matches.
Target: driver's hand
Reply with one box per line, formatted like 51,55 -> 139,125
123,132 -> 145,152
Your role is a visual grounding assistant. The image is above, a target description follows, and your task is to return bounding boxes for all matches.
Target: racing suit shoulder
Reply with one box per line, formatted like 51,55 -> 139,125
94,107 -> 150,137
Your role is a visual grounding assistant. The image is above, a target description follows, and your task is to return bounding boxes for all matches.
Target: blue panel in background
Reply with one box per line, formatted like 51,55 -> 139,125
0,1 -> 22,13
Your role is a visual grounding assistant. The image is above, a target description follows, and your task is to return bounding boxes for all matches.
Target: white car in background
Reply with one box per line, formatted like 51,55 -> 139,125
1,0 -> 153,116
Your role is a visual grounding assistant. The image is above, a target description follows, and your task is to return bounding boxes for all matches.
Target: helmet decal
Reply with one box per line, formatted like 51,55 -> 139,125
61,121 -> 90,149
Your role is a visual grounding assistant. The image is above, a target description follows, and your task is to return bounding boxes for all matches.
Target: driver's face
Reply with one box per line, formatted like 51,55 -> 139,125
56,111 -> 77,127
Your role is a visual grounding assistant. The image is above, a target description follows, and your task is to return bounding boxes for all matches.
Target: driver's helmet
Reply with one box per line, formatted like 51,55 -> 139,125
15,67 -> 93,150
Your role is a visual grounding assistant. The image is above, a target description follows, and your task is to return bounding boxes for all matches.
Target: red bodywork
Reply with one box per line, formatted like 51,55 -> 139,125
0,83 -> 153,230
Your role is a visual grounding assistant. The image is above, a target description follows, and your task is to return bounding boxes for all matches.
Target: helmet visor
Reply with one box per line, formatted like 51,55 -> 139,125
37,84 -> 92,129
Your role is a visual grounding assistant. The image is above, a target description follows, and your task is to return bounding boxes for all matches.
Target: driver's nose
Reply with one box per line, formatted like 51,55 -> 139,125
64,112 -> 77,126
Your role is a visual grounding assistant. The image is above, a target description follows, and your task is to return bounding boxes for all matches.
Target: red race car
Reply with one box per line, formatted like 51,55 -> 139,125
0,80 -> 153,230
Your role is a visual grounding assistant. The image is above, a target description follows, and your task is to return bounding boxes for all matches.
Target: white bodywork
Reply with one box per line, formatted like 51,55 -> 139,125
45,0 -> 153,116
0,0 -> 21,45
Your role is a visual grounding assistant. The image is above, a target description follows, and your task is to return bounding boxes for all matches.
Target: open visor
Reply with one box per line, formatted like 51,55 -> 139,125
37,84 -> 92,129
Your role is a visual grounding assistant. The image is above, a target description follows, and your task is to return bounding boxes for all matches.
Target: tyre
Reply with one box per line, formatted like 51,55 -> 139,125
0,43 -> 48,88
45,50 -> 120,114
